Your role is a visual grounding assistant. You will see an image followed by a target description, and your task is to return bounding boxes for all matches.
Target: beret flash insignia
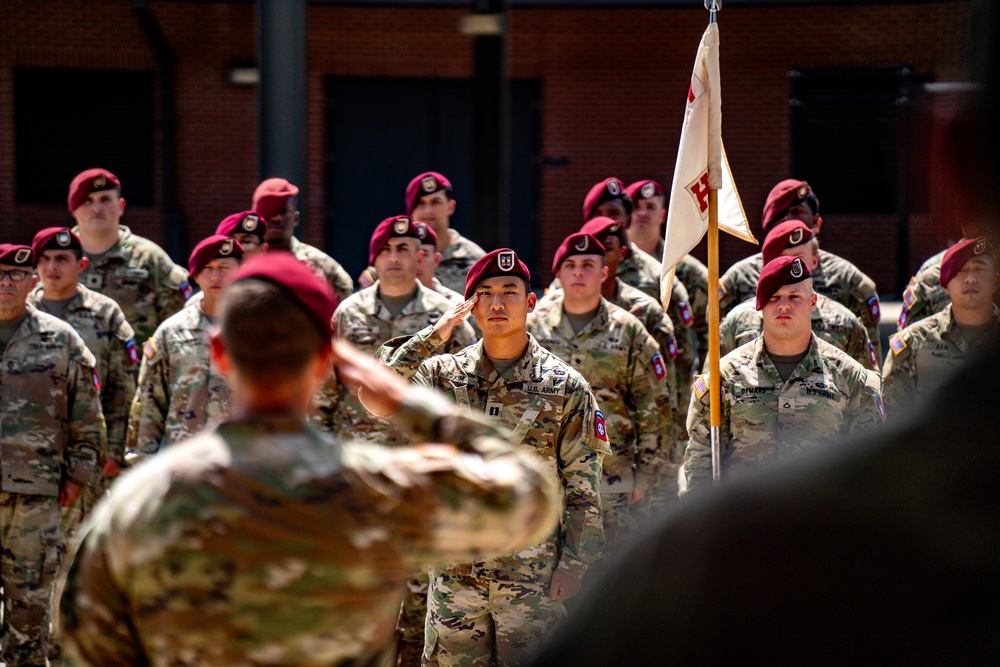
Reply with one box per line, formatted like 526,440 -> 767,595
788,228 -> 804,245
607,180 -> 621,195
975,238 -> 987,255
219,239 -> 234,256
14,248 -> 31,265
393,217 -> 410,234
93,174 -> 107,189
56,231 -> 71,246
797,183 -> 809,199
574,236 -> 589,251
790,257 -> 804,279
242,215 -> 258,231
422,176 -> 437,192
497,250 -> 515,271
640,182 -> 655,199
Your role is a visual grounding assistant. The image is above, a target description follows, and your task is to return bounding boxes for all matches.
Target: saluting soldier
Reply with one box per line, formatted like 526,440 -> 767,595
378,249 -> 607,667
720,220 -> 878,370
685,256 -> 884,495
28,227 -> 137,533
718,179 -> 884,362
68,168 -> 191,345
253,177 -> 355,301
0,243 -> 106,665
126,235 -> 244,464
883,236 -> 999,415
58,252 -> 560,667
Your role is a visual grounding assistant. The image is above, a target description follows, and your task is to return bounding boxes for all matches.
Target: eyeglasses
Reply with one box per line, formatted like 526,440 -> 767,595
0,269 -> 31,282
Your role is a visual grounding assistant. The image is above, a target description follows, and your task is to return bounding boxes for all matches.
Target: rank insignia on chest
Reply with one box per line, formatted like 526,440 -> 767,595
868,342 -> 878,368
594,409 -> 608,441
694,374 -> 709,399
651,353 -> 666,380
867,295 -> 880,321
680,301 -> 694,325
126,339 -> 140,365
666,335 -> 679,359
180,281 -> 193,301
889,333 -> 907,355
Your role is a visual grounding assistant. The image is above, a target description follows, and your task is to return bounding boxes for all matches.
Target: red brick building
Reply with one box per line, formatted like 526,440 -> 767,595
0,0 -> 974,297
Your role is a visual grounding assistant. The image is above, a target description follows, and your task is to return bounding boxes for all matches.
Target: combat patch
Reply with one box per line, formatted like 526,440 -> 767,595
867,295 -> 880,321
126,339 -> 140,365
180,281 -> 194,301
680,301 -> 694,325
651,353 -> 666,380
666,335 -> 679,359
594,409 -> 608,441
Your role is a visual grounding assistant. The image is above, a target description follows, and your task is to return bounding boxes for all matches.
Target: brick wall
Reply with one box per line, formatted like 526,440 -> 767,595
0,0 -> 973,297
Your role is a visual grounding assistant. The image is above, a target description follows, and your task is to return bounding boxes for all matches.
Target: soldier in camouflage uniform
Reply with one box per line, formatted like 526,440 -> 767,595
253,177 -> 355,302
68,168 -> 191,345
0,243 -> 106,666
58,252 -> 560,667
718,179 -> 884,362
416,221 -> 465,304
529,232 -> 670,556
28,227 -> 137,534
627,179 -> 711,364
126,235 -> 244,464
719,220 -> 878,369
685,256 -> 885,495
378,249 -> 607,667
329,216 -> 476,442
883,237 -> 999,415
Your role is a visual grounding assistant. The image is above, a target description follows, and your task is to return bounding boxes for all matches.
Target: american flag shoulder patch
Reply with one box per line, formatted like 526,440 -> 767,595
889,333 -> 907,355
144,339 -> 158,360
693,374 -> 709,399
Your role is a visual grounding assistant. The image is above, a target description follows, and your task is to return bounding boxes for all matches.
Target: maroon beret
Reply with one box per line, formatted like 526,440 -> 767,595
188,235 -> 244,278
414,221 -> 439,248
368,216 -> 422,266
583,177 -> 632,222
465,248 -> 531,300
761,220 -> 815,266
756,255 -> 812,310
68,168 -> 121,213
625,179 -> 664,202
552,233 -> 607,275
579,216 -> 627,250
252,178 -> 299,220
216,211 -> 268,241
940,236 -> 994,287
0,244 -> 35,268
233,251 -> 336,337
31,227 -> 82,263
761,179 -> 820,230
406,172 -> 452,214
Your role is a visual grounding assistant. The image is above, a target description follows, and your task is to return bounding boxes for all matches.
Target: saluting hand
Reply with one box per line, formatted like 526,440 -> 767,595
434,295 -> 477,342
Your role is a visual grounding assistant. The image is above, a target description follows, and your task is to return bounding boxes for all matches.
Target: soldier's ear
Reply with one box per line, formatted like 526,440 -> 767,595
526,291 -> 537,313
447,199 -> 457,216
78,256 -> 90,271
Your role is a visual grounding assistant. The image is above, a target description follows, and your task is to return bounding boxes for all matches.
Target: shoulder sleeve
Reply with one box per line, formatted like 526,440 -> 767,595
66,336 -> 107,487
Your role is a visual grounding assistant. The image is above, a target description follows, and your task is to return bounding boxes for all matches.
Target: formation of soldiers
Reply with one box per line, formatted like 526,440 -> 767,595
0,165 -> 994,666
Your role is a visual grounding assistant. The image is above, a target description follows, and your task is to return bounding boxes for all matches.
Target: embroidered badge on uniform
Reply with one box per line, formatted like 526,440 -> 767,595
875,394 -> 887,422
897,307 -> 909,329
126,339 -> 139,365
144,339 -> 157,360
903,286 -> 917,309
680,301 -> 694,325
889,333 -> 907,355
594,409 -> 609,441
868,342 -> 878,368
180,281 -> 193,301
694,375 -> 709,399
651,353 -> 666,380
667,335 -> 679,359
91,369 -> 101,391
867,295 -> 880,321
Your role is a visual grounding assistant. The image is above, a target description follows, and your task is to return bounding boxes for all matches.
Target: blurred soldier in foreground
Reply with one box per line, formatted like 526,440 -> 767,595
378,249 -> 607,666
126,235 -> 243,464
883,236 -> 999,414
684,256 -> 884,495
0,243 -> 106,666
29,227 -> 137,533
58,252 -> 560,667
253,177 -> 354,301
69,168 -> 191,345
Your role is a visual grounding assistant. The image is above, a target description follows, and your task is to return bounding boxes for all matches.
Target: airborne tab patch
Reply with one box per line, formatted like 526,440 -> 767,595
867,295 -> 880,321
594,409 -> 608,441
889,333 -> 907,355
180,281 -> 193,301
651,353 -> 666,380
126,339 -> 140,365
680,301 -> 694,325
666,335 -> 679,359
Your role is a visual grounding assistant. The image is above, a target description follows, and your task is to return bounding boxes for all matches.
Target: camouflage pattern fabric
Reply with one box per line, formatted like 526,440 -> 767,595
58,388 -> 561,667
288,236 -> 355,302
718,249 -> 884,361
326,282 -> 476,441
897,250 -> 948,330
882,304 -> 1000,415
380,332 -> 606,666
435,229 -> 486,295
675,253 -> 710,366
73,225 -> 190,344
684,334 -> 884,494
126,303 -> 228,465
431,276 -> 465,305
720,294 -> 878,370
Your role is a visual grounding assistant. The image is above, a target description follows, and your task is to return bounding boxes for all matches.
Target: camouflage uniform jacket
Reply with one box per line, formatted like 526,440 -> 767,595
720,294 -> 878,370
684,333 -> 884,493
327,282 -> 476,439
527,294 -> 671,494
430,276 -> 464,305
58,389 -> 560,667
882,304 -> 1000,415
436,229 -> 486,294
675,253 -> 710,366
29,284 -> 138,465
897,250 -> 948,330
126,303 -> 228,464
379,332 -> 607,581
0,306 -> 106,495
73,225 -> 190,344
718,249 -> 883,361
289,236 -> 355,302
